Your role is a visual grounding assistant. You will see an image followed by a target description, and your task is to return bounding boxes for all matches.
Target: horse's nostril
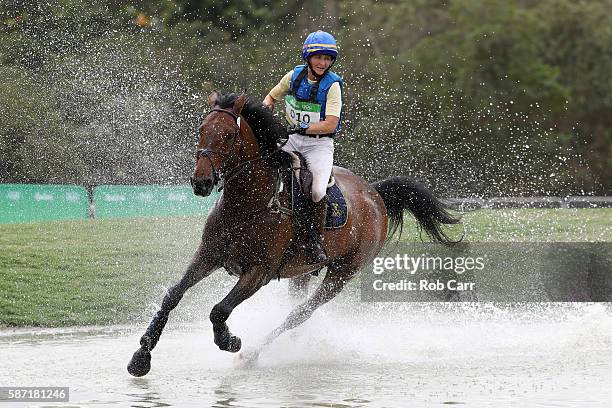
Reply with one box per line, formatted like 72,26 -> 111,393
191,177 -> 214,196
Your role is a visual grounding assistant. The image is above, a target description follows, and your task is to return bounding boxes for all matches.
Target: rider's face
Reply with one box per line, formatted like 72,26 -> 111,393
309,54 -> 333,76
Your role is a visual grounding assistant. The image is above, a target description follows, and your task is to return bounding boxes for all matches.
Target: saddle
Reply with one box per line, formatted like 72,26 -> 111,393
271,151 -> 348,229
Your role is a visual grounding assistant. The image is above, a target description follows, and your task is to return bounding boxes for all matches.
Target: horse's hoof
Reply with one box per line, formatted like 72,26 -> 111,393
227,335 -> 242,353
127,348 -> 151,377
216,333 -> 242,353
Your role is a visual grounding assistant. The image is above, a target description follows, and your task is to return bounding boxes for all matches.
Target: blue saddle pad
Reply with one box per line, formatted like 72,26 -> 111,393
325,183 -> 348,229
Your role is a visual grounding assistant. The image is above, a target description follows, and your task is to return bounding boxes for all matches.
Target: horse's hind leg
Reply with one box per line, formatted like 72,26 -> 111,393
210,267 -> 271,352
263,262 -> 356,349
288,274 -> 312,304
127,245 -> 218,377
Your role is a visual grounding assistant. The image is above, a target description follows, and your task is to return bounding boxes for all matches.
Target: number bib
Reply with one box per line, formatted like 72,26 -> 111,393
285,95 -> 321,126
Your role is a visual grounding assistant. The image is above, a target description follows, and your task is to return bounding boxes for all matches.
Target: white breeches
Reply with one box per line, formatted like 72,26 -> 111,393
282,133 -> 334,202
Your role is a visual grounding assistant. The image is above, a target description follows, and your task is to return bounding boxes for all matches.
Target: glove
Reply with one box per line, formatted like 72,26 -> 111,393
287,122 -> 309,135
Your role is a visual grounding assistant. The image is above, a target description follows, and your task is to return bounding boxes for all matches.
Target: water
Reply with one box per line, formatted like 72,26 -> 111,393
2,284 -> 612,407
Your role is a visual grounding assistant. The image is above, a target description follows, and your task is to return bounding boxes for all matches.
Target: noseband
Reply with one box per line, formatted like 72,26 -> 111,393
196,108 -> 242,189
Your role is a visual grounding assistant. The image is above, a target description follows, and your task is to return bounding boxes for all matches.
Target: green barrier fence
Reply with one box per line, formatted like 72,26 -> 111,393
93,185 -> 219,218
0,184 -> 90,223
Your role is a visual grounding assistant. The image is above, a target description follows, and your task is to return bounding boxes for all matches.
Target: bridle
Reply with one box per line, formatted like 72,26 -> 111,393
195,108 -> 242,190
195,107 -> 286,191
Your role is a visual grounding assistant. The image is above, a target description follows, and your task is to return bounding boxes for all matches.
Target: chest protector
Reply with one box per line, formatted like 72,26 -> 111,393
287,65 -> 342,135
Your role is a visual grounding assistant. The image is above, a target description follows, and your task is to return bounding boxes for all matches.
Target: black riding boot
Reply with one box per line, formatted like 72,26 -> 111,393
297,196 -> 328,264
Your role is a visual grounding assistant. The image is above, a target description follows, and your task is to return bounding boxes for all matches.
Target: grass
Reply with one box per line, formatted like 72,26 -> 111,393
411,208 -> 612,243
0,217 -> 203,327
1,209 -> 611,327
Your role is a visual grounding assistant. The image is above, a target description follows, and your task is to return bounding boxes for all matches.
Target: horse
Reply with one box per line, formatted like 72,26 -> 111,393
127,91 -> 460,376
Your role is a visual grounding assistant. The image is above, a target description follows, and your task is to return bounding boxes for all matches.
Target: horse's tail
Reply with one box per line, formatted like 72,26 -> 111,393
371,176 -> 461,245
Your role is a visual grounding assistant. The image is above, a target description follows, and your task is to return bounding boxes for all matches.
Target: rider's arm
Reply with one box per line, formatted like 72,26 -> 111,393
304,115 -> 339,134
263,94 -> 276,109
304,82 -> 342,135
263,70 -> 293,110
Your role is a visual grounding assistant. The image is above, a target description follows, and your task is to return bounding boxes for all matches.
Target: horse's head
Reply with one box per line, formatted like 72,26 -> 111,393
191,91 -> 250,197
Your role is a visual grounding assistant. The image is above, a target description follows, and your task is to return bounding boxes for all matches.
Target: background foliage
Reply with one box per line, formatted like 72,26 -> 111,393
1,0 -> 610,196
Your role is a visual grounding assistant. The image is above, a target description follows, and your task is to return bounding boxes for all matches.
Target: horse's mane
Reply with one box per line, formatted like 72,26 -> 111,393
214,92 -> 287,153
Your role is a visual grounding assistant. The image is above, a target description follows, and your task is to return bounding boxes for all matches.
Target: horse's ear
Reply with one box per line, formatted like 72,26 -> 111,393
233,92 -> 248,116
207,90 -> 219,108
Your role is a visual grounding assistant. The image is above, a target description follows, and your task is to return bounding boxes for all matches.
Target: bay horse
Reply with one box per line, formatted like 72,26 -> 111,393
127,91 -> 460,376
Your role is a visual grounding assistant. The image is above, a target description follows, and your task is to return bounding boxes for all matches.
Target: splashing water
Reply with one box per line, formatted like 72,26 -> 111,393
4,282 -> 610,407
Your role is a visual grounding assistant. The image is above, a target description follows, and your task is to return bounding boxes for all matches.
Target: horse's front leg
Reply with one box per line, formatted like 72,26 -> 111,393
210,266 -> 271,352
127,244 -> 219,377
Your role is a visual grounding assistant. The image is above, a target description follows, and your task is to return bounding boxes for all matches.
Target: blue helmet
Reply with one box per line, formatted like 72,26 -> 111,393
302,31 -> 338,61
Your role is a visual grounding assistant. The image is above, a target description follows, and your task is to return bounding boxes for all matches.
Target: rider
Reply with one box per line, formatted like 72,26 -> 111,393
263,30 -> 343,264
